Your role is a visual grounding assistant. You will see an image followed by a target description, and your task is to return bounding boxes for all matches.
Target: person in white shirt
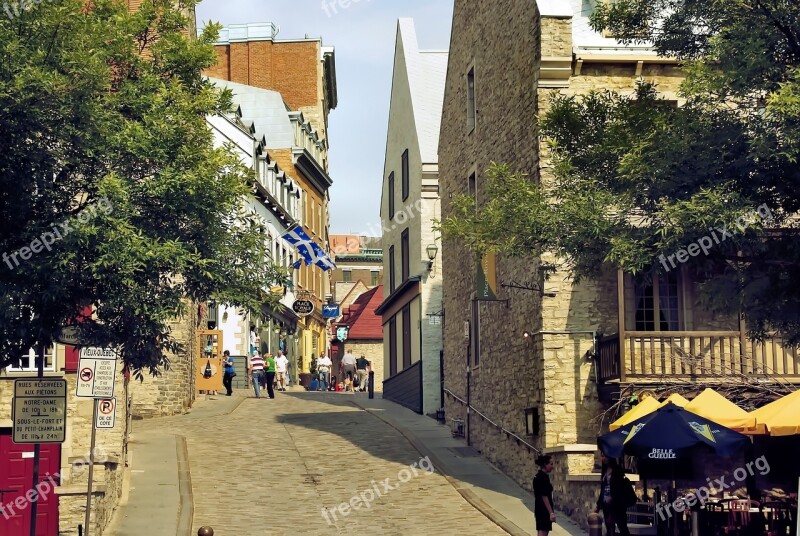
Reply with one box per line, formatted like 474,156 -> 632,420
317,355 -> 333,391
275,350 -> 289,392
341,350 -> 357,393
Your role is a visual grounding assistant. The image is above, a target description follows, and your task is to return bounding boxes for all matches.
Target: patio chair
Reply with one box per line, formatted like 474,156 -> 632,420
720,499 -> 760,536
626,501 -> 657,536
761,501 -> 793,536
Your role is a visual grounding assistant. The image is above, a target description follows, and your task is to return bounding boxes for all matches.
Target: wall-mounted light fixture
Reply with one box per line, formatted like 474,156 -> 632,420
524,407 -> 539,436
426,243 -> 439,271
207,301 -> 217,330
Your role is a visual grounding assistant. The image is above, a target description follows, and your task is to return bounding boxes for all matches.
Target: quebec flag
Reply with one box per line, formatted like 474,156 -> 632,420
281,226 -> 336,271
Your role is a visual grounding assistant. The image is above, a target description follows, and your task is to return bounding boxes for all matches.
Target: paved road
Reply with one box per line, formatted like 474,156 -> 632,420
134,391 -> 506,535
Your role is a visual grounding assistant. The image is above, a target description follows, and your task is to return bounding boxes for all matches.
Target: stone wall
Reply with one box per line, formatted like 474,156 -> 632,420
129,305 -> 198,418
440,0 -> 543,491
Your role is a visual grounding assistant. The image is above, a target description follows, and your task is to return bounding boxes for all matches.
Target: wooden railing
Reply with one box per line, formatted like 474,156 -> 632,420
597,331 -> 800,383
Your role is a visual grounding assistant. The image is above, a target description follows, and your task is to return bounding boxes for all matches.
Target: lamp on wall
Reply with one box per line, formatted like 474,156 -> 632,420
426,243 -> 439,270
524,407 -> 539,436
207,301 -> 217,330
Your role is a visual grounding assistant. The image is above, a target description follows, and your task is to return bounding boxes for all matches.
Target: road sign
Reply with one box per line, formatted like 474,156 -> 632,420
95,398 -> 116,429
12,379 -> 67,443
292,299 -> 314,316
76,347 -> 118,398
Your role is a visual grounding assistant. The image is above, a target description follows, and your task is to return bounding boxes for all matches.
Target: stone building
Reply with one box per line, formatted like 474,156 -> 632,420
440,0 -> 800,529
376,19 -> 446,417
206,23 -> 338,373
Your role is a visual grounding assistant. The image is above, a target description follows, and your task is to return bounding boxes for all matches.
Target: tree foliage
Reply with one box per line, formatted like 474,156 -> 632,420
440,1 -> 800,343
0,0 -> 286,376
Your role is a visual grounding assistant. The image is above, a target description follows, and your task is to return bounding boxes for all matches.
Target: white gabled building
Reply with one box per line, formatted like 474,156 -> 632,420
206,104 -> 302,382
376,19 -> 447,416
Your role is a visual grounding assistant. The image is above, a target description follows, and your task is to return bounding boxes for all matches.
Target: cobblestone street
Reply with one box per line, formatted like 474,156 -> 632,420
132,391 -> 506,535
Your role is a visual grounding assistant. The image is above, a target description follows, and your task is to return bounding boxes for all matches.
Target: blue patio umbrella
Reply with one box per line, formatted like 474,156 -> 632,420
599,402 -> 751,461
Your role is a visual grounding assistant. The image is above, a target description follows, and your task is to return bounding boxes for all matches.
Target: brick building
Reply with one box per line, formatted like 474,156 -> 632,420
206,23 -> 338,373
329,234 -> 383,290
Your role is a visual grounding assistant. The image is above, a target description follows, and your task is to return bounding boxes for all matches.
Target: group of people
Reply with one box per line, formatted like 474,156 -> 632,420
533,452 -> 632,536
313,350 -> 372,392
220,348 -> 290,399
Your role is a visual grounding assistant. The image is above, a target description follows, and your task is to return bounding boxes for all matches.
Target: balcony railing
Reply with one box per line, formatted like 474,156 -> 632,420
597,331 -> 800,384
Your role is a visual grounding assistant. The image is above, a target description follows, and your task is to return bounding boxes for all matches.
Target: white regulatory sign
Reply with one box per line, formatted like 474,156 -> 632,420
95,398 -> 116,429
12,379 -> 67,444
77,347 -> 118,398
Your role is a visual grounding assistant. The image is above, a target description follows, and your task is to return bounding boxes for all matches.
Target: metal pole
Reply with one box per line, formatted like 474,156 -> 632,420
29,341 -> 45,536
84,399 -> 98,536
368,370 -> 374,399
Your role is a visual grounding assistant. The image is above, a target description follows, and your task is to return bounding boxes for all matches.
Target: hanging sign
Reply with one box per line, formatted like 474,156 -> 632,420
292,299 -> 315,317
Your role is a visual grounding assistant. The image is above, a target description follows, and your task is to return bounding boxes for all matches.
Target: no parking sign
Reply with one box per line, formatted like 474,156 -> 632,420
95,398 -> 116,429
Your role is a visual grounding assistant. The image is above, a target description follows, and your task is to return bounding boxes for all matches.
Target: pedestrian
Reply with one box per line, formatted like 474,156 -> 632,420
275,350 -> 289,392
341,350 -> 357,393
222,350 -> 235,396
595,453 -> 632,536
248,350 -> 264,398
264,352 -> 276,399
317,354 -> 332,391
533,454 -> 557,536
356,355 -> 370,392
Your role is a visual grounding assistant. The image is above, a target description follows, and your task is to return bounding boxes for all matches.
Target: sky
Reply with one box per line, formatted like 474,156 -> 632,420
195,0 -> 454,235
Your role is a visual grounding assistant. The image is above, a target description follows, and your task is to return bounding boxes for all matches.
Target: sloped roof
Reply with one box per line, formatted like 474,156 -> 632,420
336,285 -> 383,340
207,77 -> 295,149
397,18 -> 448,164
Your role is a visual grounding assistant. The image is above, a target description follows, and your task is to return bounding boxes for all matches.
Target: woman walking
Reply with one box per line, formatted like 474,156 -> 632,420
595,453 -> 632,536
533,454 -> 556,535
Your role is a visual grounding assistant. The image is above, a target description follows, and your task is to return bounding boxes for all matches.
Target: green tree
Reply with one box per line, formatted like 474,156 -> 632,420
440,1 -> 800,343
0,0 -> 287,377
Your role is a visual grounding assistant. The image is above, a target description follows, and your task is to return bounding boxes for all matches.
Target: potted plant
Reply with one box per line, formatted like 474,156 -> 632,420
309,355 -> 319,391
299,353 -> 314,389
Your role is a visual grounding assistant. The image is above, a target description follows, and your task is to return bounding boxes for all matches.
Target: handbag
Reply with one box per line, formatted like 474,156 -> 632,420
230,372 -> 237,378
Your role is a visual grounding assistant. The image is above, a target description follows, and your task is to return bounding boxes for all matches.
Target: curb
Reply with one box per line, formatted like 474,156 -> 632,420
351,400 -> 531,536
176,435 -> 194,536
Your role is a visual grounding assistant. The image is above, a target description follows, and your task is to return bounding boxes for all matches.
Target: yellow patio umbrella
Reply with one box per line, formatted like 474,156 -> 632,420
609,396 -> 659,431
684,388 -> 756,430
747,389 -> 800,436
657,393 -> 690,408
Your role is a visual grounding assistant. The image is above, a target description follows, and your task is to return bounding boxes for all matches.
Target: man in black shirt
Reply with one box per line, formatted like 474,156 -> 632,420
356,355 -> 370,392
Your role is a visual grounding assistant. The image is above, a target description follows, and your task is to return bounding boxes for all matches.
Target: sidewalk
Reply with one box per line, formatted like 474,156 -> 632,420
350,396 -> 587,536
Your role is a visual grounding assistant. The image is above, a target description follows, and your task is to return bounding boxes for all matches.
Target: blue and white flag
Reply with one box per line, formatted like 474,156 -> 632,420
281,226 -> 336,271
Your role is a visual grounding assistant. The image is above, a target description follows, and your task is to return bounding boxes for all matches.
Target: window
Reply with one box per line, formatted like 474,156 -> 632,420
401,149 -> 409,201
402,305 -> 411,369
467,66 -> 476,132
9,347 -> 56,373
635,271 -> 680,331
389,318 -> 397,376
371,270 -> 379,286
389,245 -> 396,292
468,171 -> 477,205
343,270 -> 352,283
401,228 -> 409,282
388,172 -> 395,220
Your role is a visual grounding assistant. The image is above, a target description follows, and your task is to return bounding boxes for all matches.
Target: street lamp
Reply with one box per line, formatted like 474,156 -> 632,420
207,301 -> 217,330
426,243 -> 439,270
